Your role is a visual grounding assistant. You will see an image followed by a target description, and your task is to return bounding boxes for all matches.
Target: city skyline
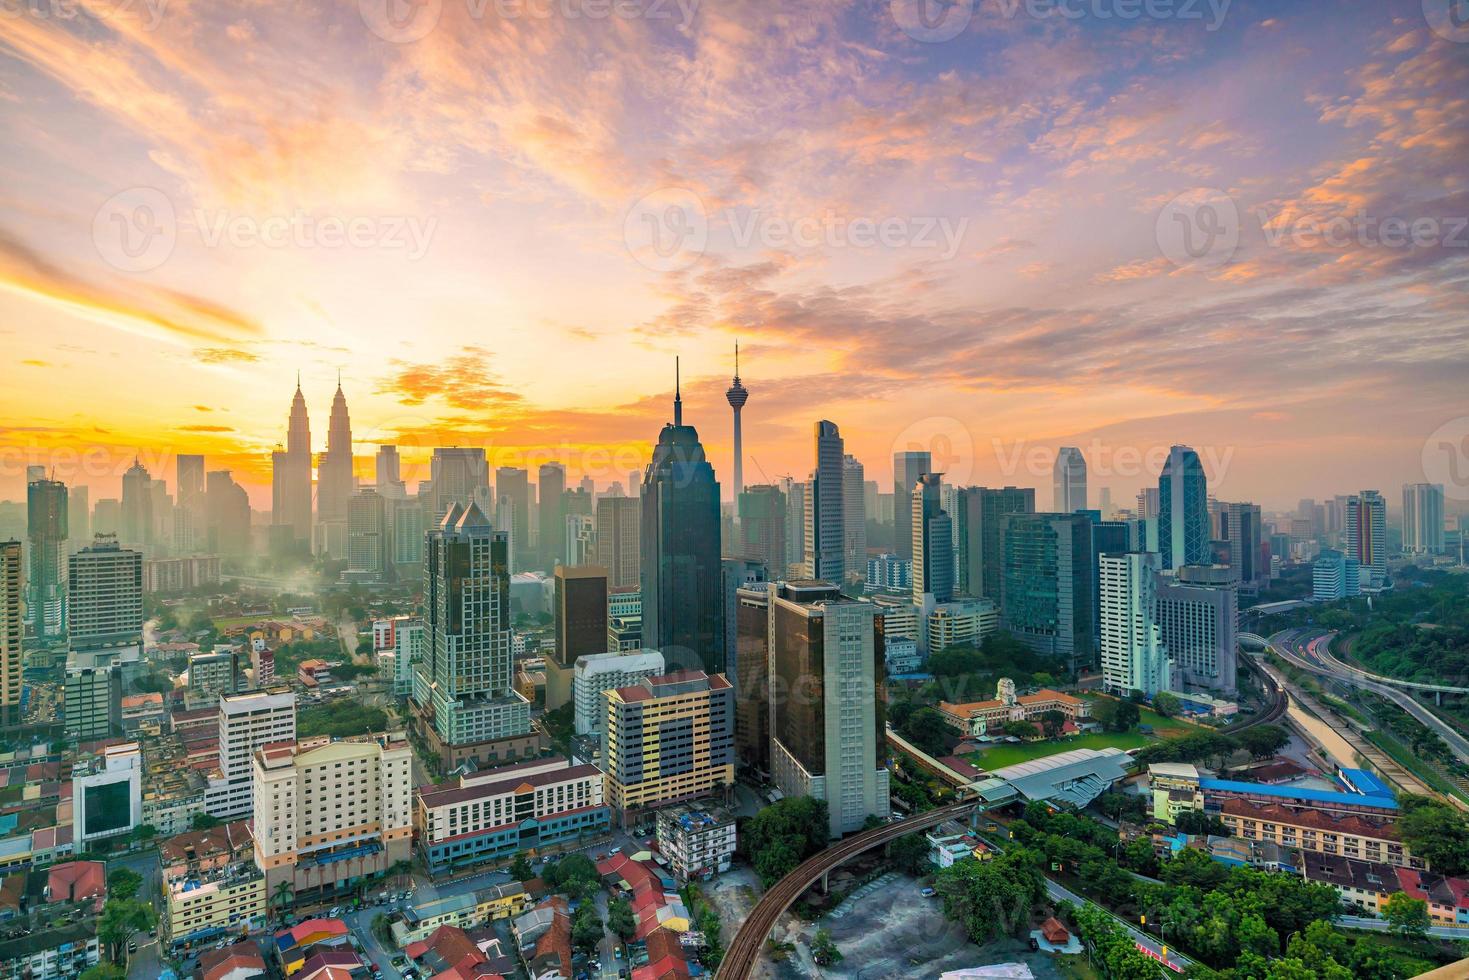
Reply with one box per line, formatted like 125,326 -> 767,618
2,1 -> 1467,509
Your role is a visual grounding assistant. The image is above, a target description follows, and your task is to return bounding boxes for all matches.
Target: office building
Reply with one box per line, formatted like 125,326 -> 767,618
572,649 -> 665,737
1312,549 -> 1361,602
494,467 -> 530,572
188,649 -> 238,700
315,380 -> 355,549
732,584 -> 773,773
0,541 -> 20,726
766,581 -> 887,838
120,458 -> 153,549
1217,501 -> 1264,587
544,565 -> 609,711
250,732 -> 413,896
892,451 -> 931,562
781,478 -> 806,575
1158,446 -> 1209,569
205,470 -> 251,556
429,448 -> 489,523
26,478 -> 68,642
67,485 -> 90,549
346,489 -> 389,581
603,670 -> 735,826
956,486 -> 1035,600
926,597 -> 998,652
414,504 -> 533,769
537,462 -> 567,571
1156,565 -> 1238,695
1053,447 -> 1087,513
562,488 -> 593,563
913,474 -> 953,604
68,535 -> 143,652
866,553 -> 912,591
802,421 -> 846,583
415,756 -> 609,874
595,496 -> 641,589
73,742 -> 143,846
376,445 -> 404,498
64,664 -> 121,740
205,687 -> 297,820
392,617 -> 425,697
725,342 -> 749,503
641,366 -> 723,674
1000,512 -> 1094,674
737,485 -> 786,574
721,557 -> 766,682
1402,483 -> 1445,554
1098,553 -> 1170,697
271,382 -> 313,555
1345,490 -> 1388,587
842,454 -> 866,586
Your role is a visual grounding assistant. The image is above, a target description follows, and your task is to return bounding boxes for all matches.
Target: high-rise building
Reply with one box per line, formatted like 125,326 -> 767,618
999,512 -> 1094,675
765,581 -> 888,838
1217,501 -> 1264,587
572,649 -> 665,737
375,445 -> 405,499
494,467 -> 531,572
842,455 -> 866,587
1402,483 -> 1445,554
1158,446 -> 1209,570
0,541 -> 21,726
64,663 -> 122,739
1053,447 -> 1087,513
603,670 -> 735,826
67,484 -> 90,550
721,557 -> 766,682
641,364 -> 723,674
271,382 -> 313,556
428,449 -> 490,525
389,496 -> 426,572
1312,549 -> 1360,602
92,498 -> 121,536
347,489 -> 389,580
1345,490 -> 1388,587
1098,553 -> 1170,697
912,474 -> 953,604
251,732 -> 413,896
538,462 -> 566,571
177,453 -> 205,519
205,471 -> 251,555
121,458 -> 153,548
782,478 -> 806,574
955,486 -> 1035,600
551,565 -> 609,707
594,496 -> 641,589
803,421 -> 845,583
725,342 -> 749,505
892,451 -> 931,562
732,584 -> 772,772
566,513 -> 595,566
26,478 -> 68,643
68,535 -> 143,653
414,504 -> 532,768
1156,565 -> 1238,695
737,485 -> 786,574
205,687 -> 296,819
316,380 -> 355,540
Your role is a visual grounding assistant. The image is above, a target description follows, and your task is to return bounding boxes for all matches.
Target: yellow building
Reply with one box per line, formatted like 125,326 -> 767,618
162,862 -> 267,949
937,678 -> 1089,738
391,880 -> 536,945
1148,763 -> 1205,822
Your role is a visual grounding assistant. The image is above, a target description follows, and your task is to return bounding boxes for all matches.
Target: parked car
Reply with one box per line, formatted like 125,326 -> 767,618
329,906 -> 342,917
920,887 -> 936,898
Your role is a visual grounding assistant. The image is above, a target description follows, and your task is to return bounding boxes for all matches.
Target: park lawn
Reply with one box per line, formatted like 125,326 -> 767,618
1079,693 -> 1204,740
963,729 -> 1153,772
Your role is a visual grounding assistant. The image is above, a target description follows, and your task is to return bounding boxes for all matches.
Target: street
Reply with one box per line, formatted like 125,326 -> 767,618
1043,879 -> 1190,973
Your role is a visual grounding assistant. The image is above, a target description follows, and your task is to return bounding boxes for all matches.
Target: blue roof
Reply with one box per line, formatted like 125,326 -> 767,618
1338,768 -> 1395,799
1200,778 -> 1398,810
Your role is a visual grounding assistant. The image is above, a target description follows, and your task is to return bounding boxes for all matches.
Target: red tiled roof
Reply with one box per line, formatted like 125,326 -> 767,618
198,946 -> 266,980
47,860 -> 107,910
1041,917 -> 1069,943
1220,799 -> 1400,840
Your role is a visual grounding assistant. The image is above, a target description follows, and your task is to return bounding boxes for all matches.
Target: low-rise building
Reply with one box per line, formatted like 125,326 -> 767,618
163,858 -> 266,950
655,804 -> 735,882
925,598 -> 999,653
926,831 -> 990,868
1221,799 -> 1421,869
0,923 -> 99,980
937,678 -> 1088,738
415,756 -> 608,874
1396,867 -> 1469,926
1301,851 -> 1400,915
392,881 -> 536,945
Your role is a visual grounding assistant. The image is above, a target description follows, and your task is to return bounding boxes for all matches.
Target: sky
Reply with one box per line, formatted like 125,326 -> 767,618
1,0 -> 1467,512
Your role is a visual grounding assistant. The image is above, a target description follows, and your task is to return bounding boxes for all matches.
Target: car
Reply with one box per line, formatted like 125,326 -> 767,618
608,846 -> 621,856
920,887 -> 936,897
128,942 -> 138,954
329,906 -> 342,917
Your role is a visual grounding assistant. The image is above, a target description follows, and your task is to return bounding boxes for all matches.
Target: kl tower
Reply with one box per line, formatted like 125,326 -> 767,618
725,342 -> 749,504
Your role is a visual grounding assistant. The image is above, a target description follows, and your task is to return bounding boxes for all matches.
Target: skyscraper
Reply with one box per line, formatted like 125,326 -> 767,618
1157,565 -> 1238,695
594,496 -> 641,589
547,564 -> 609,710
1000,512 -> 1094,675
892,451 -> 931,562
26,478 -> 67,643
782,478 -> 806,575
912,474 -> 953,604
1217,501 -> 1264,587
270,381 -> 313,555
955,486 -> 1035,600
495,467 -> 531,571
68,535 -> 143,654
429,447 -> 489,522
803,421 -> 845,583
1158,446 -> 1209,569
176,454 -> 206,518
67,485 -> 90,550
1053,447 -> 1087,513
725,342 -> 749,505
1402,483 -> 1445,554
120,457 -> 153,548
0,541 -> 21,726
765,581 -> 888,839
376,445 -> 405,499
842,455 -> 866,587
738,484 -> 787,575
415,503 -> 532,767
641,362 -> 723,674
1098,552 -> 1170,697
1345,490 -> 1388,587
346,489 -> 388,580
205,471 -> 251,555
315,379 -> 354,551
538,462 -> 566,570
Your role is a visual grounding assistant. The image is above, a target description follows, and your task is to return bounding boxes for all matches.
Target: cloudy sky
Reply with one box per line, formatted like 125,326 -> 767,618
2,0 -> 1466,510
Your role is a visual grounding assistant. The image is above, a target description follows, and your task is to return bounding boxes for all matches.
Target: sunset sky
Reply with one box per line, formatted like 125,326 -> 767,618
2,0 -> 1466,510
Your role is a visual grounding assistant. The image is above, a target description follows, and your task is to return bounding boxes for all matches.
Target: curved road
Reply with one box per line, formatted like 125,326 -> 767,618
718,801 -> 975,978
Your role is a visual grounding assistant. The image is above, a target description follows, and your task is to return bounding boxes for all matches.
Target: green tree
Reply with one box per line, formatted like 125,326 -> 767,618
191,812 -> 222,830
130,824 -> 157,843
888,833 -> 932,876
98,898 -> 156,962
1236,723 -> 1291,761
810,927 -> 842,966
1398,795 -> 1469,876
107,868 -> 143,901
1040,709 -> 1066,738
79,966 -> 125,980
1152,692 -> 1181,718
1383,892 -> 1430,939
899,707 -> 952,757
933,853 -> 1044,943
544,853 -> 600,893
509,855 -> 535,881
570,904 -> 604,952
272,879 -> 294,914
1109,699 -> 1141,732
607,897 -> 637,941
1000,720 -> 1036,740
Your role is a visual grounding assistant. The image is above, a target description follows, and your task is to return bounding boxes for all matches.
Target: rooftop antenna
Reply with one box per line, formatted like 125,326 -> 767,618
673,356 -> 683,427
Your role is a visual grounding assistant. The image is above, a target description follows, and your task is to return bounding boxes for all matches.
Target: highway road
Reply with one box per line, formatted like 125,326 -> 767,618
1273,630 -> 1469,767
1337,915 -> 1469,940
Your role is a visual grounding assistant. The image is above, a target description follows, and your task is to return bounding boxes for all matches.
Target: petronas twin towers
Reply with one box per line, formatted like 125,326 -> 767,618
269,376 -> 354,557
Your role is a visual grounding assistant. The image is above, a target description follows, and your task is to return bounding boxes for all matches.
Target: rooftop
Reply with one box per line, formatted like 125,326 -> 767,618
1220,799 -> 1400,840
1201,777 -> 1398,811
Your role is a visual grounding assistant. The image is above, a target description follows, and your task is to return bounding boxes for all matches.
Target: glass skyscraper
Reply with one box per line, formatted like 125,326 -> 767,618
1157,445 -> 1210,569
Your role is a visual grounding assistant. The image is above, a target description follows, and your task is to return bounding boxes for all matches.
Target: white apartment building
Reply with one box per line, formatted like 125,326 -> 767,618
572,649 -> 665,736
1099,553 -> 1170,697
925,597 -> 999,653
205,687 -> 296,820
251,732 -> 413,896
655,804 -> 736,882
393,618 -> 425,697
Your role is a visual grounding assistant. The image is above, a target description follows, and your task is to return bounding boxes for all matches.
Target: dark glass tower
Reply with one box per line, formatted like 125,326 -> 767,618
1158,445 -> 1209,569
641,361 -> 723,674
